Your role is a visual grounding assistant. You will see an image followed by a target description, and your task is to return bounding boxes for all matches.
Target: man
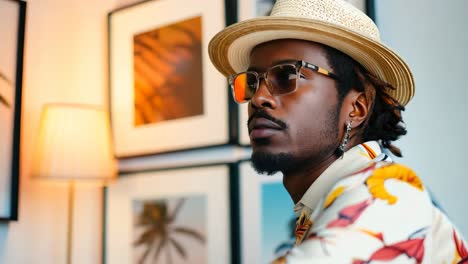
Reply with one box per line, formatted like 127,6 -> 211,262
209,0 -> 467,262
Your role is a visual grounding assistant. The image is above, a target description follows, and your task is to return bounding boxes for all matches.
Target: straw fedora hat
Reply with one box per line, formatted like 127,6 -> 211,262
208,0 -> 414,106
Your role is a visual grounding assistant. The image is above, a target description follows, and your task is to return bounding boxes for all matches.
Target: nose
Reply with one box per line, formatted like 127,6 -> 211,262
250,77 -> 277,110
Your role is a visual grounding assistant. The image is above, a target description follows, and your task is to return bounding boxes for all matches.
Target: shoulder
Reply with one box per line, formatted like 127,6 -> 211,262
311,161 -> 433,237
324,161 -> 428,208
358,161 -> 427,205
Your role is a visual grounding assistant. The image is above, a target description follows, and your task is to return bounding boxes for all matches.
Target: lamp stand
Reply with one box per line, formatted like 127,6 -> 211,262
66,181 -> 75,264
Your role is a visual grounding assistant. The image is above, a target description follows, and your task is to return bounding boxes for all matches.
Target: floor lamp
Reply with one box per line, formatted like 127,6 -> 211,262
32,103 -> 116,264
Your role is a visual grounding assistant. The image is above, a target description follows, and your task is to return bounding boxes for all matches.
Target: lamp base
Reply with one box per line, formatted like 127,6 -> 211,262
67,181 -> 75,264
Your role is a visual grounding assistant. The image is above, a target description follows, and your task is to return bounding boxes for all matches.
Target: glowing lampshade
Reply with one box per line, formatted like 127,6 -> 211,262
32,103 -> 116,181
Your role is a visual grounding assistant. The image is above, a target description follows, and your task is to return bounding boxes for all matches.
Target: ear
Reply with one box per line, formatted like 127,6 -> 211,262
347,91 -> 370,128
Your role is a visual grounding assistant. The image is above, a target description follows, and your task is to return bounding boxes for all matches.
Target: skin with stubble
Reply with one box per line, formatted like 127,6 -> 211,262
247,39 -> 370,203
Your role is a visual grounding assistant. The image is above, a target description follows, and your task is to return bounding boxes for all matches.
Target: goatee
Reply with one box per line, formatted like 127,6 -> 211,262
251,151 -> 296,175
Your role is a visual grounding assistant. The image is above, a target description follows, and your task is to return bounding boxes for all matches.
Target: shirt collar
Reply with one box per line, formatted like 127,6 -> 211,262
293,141 -> 389,214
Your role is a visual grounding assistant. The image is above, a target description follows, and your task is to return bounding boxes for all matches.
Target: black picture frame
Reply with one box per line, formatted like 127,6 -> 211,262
0,0 -> 26,222
366,0 -> 376,22
107,0 -> 238,159
102,162 -> 241,264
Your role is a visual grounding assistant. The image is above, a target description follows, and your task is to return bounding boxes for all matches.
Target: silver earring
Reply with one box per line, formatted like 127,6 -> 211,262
338,121 -> 353,156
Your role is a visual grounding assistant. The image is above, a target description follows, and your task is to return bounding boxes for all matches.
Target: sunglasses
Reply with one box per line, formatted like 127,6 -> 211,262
228,60 -> 340,104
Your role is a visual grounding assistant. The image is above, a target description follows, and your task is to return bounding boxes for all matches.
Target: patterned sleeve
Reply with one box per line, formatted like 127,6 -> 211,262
285,163 -> 434,263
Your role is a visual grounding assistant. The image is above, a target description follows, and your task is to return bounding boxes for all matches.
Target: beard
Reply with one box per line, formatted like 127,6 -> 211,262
251,147 -> 338,175
251,151 -> 296,175
251,103 -> 341,175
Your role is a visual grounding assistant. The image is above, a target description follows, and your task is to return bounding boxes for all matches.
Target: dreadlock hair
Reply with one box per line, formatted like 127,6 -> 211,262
323,45 -> 407,157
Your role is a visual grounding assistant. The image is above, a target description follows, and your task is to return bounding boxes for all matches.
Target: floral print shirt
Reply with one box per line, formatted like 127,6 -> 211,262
273,141 -> 467,263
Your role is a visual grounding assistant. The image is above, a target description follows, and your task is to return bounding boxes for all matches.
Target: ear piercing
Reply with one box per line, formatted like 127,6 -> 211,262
337,121 -> 353,157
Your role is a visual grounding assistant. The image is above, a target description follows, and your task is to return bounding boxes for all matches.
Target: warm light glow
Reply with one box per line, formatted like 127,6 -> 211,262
32,103 -> 116,181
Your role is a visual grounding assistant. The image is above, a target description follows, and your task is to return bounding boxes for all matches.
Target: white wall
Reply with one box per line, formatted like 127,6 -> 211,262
375,0 -> 468,236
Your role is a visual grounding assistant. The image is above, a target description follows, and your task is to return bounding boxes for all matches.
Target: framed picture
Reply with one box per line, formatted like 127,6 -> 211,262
109,0 -> 235,158
236,0 -> 373,145
0,0 -> 26,221
104,164 -> 235,264
238,161 -> 296,264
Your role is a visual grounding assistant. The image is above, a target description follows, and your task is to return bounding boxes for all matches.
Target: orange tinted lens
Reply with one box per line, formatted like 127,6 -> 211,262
234,74 -> 247,102
233,73 -> 255,103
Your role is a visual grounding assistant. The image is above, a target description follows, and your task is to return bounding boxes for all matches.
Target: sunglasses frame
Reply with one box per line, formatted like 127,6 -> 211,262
228,60 -> 340,104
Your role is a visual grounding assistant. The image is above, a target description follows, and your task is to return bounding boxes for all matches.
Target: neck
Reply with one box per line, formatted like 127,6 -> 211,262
284,139 -> 363,204
283,152 -> 338,204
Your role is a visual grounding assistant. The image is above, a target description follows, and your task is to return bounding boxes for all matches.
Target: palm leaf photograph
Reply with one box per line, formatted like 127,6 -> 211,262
132,196 -> 207,264
133,16 -> 203,127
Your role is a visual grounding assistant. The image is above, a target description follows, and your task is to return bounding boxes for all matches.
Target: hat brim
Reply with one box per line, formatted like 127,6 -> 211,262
209,17 -> 414,106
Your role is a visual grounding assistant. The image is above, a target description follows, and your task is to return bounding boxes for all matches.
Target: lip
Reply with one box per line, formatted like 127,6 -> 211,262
248,117 -> 283,139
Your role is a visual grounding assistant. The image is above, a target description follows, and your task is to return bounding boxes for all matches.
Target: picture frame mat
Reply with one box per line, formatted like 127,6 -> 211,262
109,0 -> 229,157
105,164 -> 231,264
239,104 -> 249,145
0,0 -> 19,83
345,0 -> 366,12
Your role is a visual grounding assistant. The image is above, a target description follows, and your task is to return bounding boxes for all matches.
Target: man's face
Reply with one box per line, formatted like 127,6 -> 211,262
247,39 -> 344,174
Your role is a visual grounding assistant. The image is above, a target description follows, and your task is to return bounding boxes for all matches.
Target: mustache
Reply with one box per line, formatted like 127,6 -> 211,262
247,110 -> 288,130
